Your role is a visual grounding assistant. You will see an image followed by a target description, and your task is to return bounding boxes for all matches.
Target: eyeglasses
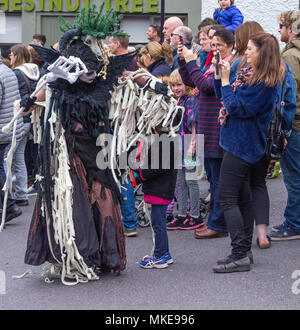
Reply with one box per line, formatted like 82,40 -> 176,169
279,23 -> 286,29
171,33 -> 181,37
211,43 -> 226,49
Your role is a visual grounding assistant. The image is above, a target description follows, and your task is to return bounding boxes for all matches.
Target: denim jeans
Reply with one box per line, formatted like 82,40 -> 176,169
120,179 -> 137,231
4,122 -> 31,201
0,144 -> 16,211
205,157 -> 227,232
151,204 -> 169,258
177,168 -> 200,218
280,129 -> 300,231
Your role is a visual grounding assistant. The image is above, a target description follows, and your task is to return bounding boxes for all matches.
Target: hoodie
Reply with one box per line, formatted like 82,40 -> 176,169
14,63 -> 40,123
281,39 -> 300,132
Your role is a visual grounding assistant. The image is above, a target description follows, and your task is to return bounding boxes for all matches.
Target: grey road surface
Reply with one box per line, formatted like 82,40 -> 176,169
0,176 -> 299,310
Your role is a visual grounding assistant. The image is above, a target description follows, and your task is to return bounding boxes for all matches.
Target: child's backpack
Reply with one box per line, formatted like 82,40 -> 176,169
265,77 -> 287,161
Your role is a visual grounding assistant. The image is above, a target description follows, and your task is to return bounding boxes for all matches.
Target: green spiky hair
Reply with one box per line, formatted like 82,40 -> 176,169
59,3 -> 129,39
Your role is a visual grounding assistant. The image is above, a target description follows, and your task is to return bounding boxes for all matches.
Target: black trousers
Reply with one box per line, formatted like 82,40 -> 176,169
218,151 -> 270,259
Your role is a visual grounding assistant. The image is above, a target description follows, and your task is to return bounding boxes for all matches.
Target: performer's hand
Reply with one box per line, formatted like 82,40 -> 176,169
145,77 -> 170,98
20,95 -> 37,111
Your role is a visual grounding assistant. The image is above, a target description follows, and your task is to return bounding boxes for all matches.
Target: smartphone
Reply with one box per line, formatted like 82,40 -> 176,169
215,50 -> 220,75
179,35 -> 184,46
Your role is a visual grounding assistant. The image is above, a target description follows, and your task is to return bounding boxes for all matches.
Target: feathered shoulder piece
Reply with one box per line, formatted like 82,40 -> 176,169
59,3 -> 129,39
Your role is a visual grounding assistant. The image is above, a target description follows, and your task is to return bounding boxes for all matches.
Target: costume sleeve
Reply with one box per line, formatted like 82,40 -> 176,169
221,83 -> 276,118
186,60 -> 215,94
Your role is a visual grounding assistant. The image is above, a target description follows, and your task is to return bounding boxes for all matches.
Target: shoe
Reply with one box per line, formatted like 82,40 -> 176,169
272,224 -> 283,232
213,256 -> 251,273
27,186 -> 37,196
217,251 -> 254,265
194,228 -> 228,239
16,199 -> 29,206
177,215 -> 205,230
162,252 -> 174,265
270,223 -> 300,241
166,215 -> 185,230
166,213 -> 174,223
124,228 -> 138,237
270,162 -> 281,178
139,255 -> 168,269
3,204 -> 22,223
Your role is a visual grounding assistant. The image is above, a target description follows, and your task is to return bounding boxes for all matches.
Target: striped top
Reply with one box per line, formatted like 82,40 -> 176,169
178,59 -> 223,158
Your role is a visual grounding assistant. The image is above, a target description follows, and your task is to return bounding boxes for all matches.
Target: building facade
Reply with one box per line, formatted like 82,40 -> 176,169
0,0 -> 299,52
0,0 -> 202,49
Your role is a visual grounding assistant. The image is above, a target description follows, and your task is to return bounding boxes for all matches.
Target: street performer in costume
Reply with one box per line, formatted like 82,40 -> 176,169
1,5 -> 183,285
23,5 -> 138,285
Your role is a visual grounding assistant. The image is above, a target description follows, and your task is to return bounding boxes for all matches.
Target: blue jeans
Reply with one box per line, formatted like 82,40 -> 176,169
120,179 -> 137,231
205,157 -> 227,232
280,130 -> 300,231
4,122 -> 31,201
151,204 -> 169,258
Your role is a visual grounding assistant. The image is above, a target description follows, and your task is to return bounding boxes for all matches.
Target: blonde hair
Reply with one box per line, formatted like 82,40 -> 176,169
168,70 -> 194,96
140,41 -> 173,65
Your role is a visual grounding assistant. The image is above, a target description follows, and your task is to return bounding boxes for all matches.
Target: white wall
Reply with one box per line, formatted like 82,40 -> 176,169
201,0 -> 299,45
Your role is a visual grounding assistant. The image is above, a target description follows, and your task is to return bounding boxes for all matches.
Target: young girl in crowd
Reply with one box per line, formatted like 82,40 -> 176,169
213,0 -> 244,33
137,125 -> 178,269
167,70 -> 205,230
177,28 -> 234,240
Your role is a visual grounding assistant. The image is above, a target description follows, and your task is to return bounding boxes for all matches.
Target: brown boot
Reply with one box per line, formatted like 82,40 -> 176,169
194,228 -> 228,239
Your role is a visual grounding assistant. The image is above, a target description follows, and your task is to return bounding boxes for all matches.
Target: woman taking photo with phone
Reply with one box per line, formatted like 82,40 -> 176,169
177,28 -> 234,239
213,33 -> 285,273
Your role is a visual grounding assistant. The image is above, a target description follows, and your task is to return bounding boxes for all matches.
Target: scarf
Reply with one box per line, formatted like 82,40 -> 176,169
218,64 -> 253,126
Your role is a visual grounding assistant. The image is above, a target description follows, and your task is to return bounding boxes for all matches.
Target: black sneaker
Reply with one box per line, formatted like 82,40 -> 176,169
272,224 -> 283,232
178,215 -> 205,230
3,204 -> 22,223
16,199 -> 29,206
270,223 -> 300,241
167,216 -> 185,230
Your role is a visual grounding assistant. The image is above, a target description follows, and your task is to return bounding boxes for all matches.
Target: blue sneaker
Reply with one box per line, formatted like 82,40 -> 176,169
162,252 -> 174,265
139,255 -> 168,269
270,223 -> 300,241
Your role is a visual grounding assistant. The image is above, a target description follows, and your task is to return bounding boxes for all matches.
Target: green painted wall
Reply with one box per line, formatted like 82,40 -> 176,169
0,0 -> 201,46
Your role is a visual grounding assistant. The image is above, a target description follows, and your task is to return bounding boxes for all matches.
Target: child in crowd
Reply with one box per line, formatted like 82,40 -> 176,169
213,0 -> 244,33
167,70 -> 205,230
136,124 -> 177,269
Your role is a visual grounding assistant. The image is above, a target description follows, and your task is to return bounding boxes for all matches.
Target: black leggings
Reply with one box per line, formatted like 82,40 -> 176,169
218,152 -> 270,259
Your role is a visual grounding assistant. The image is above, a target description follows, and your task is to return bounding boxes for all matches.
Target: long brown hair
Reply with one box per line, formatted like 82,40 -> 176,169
247,33 -> 285,87
10,44 -> 31,69
234,21 -> 264,57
